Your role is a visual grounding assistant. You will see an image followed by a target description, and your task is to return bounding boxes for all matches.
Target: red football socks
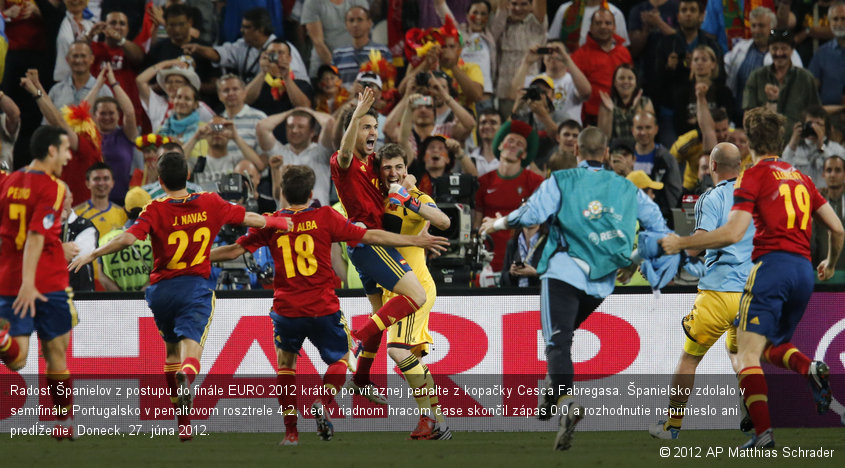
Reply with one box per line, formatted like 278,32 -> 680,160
46,370 -> 73,421
738,366 -> 771,435
352,332 -> 382,387
763,343 -> 811,376
323,361 -> 347,406
164,362 -> 180,405
180,357 -> 201,385
355,296 -> 420,342
277,368 -> 297,433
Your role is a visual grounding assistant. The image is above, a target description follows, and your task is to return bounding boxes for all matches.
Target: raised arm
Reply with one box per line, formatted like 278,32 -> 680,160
0,90 -> 21,136
338,87 -> 376,169
305,21 -> 333,68
136,58 -> 185,106
21,69 -> 79,149
696,83 -> 717,153
106,64 -> 138,140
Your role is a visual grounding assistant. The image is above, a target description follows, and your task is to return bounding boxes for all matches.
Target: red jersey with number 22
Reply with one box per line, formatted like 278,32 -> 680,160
0,170 -> 68,295
237,206 -> 366,318
330,152 -> 384,229
732,158 -> 827,261
127,192 -> 246,284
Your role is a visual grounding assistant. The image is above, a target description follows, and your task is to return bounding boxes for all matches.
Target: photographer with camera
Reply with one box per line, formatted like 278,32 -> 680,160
783,106 -> 845,188
244,40 -> 313,116
183,117 -> 266,189
509,41 -> 591,128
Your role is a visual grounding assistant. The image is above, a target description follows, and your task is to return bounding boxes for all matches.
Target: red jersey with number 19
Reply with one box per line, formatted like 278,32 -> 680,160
733,158 -> 827,261
237,206 -> 366,318
127,192 -> 246,284
330,152 -> 384,229
0,169 -> 68,295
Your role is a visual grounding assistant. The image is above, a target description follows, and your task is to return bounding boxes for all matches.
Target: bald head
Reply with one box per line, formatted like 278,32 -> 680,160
710,142 -> 742,183
576,126 -> 608,162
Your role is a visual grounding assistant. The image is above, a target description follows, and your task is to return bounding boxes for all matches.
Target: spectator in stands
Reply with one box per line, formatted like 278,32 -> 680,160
55,0 -> 96,82
469,109 -> 503,177
783,106 -> 845,188
598,63 -> 654,139
490,0 -> 547,117
74,162 -> 127,237
632,111 -> 681,224
314,65 -> 351,114
809,2 -> 845,106
136,59 -> 214,132
670,107 -> 731,192
22,68 -> 99,204
548,0 -> 630,51
501,223 -> 548,287
62,183 -> 99,292
2,0 -> 53,170
608,137 -> 636,176
0,91 -> 21,170
724,7 -> 802,117
48,40 -> 113,110
434,0 -> 498,104
98,186 -> 153,292
386,81 -> 475,156
331,6 -> 391,87
571,8 -> 633,126
144,3 -> 219,96
409,135 -> 474,195
301,0 -> 370,77
216,73 -> 267,160
91,78 -> 139,205
436,23 -> 485,108
654,0 -> 722,146
256,107 -> 335,206
474,120 -> 545,274
670,45 -> 736,136
510,41 -> 592,126
158,83 -> 204,149
245,40 -> 313,116
812,155 -> 845,282
788,0 -> 837,65
183,7 -> 308,82
88,11 -> 146,130
627,0 -> 678,69
626,169 -> 664,202
183,117 -> 265,187
743,29 -> 820,129
547,119 -> 582,171
701,0 -> 758,52
511,76 -> 559,136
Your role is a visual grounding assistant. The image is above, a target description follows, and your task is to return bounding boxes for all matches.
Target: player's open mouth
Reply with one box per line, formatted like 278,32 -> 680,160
365,138 -> 376,152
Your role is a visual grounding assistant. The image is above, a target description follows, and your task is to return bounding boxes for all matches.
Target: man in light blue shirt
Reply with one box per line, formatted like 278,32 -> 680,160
649,142 -> 754,440
480,127 -> 669,451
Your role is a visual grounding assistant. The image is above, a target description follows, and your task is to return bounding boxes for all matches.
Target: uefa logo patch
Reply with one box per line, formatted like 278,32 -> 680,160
583,200 -> 603,219
43,213 -> 55,230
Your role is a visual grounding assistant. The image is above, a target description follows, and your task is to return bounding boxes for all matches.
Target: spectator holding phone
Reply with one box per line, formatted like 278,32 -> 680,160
782,106 -> 845,188
500,223 -> 548,287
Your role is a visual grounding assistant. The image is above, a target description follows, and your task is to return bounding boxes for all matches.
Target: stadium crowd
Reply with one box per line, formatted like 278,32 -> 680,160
1,0 -> 845,291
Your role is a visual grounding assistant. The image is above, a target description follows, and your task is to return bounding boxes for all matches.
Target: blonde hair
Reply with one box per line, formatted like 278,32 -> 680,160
690,45 -> 719,81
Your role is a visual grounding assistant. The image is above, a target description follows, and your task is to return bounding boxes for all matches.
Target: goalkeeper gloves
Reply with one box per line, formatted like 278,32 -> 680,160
388,184 -> 421,213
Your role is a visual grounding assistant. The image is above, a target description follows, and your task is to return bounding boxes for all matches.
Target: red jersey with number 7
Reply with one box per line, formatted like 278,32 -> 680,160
237,206 -> 366,318
0,169 -> 68,295
732,158 -> 827,262
127,192 -> 246,284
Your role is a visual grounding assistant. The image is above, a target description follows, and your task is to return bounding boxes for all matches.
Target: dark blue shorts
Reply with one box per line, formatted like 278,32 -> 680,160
146,276 -> 215,345
271,310 -> 350,365
736,252 -> 815,345
347,243 -> 412,295
0,290 -> 77,341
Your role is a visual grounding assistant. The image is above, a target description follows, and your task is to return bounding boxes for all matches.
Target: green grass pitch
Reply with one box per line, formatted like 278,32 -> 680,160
6,428 -> 843,467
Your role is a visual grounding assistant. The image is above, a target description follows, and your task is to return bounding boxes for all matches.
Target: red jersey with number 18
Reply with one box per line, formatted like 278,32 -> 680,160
237,206 -> 366,318
732,158 -> 827,261
330,152 -> 384,229
127,192 -> 246,284
0,169 -> 68,295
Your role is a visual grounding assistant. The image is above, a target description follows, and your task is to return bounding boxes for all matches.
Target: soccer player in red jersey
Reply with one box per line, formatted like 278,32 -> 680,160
330,87 -> 433,400
210,165 -> 448,445
0,126 -> 78,440
69,151 -> 292,441
661,107 -> 845,448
